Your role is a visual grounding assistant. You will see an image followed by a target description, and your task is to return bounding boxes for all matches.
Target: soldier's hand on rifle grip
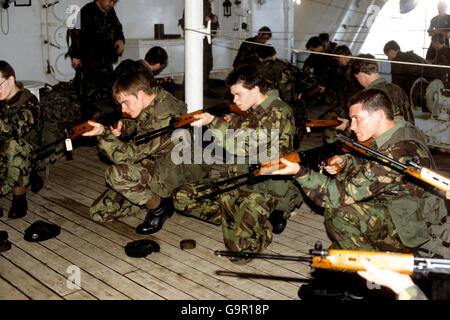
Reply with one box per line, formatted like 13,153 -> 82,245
271,158 -> 300,175
190,112 -> 215,127
81,120 -> 105,136
110,120 -> 122,137
336,117 -> 349,131
220,114 -> 232,123
324,155 -> 346,175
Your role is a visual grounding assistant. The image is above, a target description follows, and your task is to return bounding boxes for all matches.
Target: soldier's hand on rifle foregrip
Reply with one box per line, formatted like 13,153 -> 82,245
271,158 -> 300,175
357,259 -> 416,295
190,112 -> 215,127
110,121 -> 122,137
81,120 -> 105,136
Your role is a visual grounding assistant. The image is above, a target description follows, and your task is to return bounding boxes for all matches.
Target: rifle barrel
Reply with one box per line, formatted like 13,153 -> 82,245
214,250 -> 312,262
336,133 -> 408,170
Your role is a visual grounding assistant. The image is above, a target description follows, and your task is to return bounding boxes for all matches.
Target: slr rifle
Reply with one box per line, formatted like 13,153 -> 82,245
215,241 -> 450,276
336,133 -> 450,192
196,142 -> 346,201
133,103 -> 246,145
32,121 -> 95,160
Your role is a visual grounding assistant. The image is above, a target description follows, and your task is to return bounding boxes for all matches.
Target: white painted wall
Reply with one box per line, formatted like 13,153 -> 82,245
1,0 -> 387,85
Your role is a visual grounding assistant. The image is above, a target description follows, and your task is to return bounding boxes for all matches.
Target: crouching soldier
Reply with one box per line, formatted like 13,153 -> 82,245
82,70 -> 208,234
172,66 -> 303,264
0,61 -> 42,218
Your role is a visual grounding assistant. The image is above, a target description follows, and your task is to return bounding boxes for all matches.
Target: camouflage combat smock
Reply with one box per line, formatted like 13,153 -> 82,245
172,90 -> 303,263
367,78 -> 415,124
294,118 -> 447,256
0,83 -> 40,195
90,88 -> 208,221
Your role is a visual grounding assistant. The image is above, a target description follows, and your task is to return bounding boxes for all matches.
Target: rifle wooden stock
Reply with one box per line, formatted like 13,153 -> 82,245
254,152 -> 301,176
312,250 -> 415,275
305,119 -> 341,128
406,166 -> 450,192
305,86 -> 322,98
229,104 -> 247,116
67,121 -> 95,139
173,110 -> 203,128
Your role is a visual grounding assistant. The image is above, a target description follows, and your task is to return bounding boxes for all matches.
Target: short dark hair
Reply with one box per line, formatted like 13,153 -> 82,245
0,60 -> 15,80
226,65 -> 269,94
333,45 -> 352,56
318,33 -> 330,43
432,33 -> 445,45
383,40 -> 400,54
256,45 -> 276,60
258,26 -> 272,39
305,36 -> 323,49
144,46 -> 168,66
112,70 -> 154,99
350,54 -> 378,75
348,88 -> 394,120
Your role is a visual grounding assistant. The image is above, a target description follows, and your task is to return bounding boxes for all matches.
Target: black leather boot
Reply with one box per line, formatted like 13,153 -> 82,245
30,172 -> 44,194
268,210 -> 287,234
136,198 -> 174,234
8,193 -> 28,219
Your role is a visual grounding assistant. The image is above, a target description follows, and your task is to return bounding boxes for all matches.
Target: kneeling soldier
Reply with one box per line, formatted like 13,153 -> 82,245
83,70 -> 207,234
172,66 -> 302,264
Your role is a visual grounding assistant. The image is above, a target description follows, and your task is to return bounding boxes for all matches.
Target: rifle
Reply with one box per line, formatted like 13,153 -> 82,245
215,241 -> 450,276
336,133 -> 450,192
305,119 -> 341,133
32,121 -> 95,160
133,103 -> 247,145
196,142 -> 345,200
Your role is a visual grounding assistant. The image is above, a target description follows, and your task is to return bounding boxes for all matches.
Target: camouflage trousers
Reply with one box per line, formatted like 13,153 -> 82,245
90,160 -> 208,222
0,139 -> 32,196
324,201 -> 409,252
172,180 -> 276,265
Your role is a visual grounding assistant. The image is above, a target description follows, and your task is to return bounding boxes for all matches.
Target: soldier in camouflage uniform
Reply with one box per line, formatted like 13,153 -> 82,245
256,44 -> 319,147
232,26 -> 272,68
0,61 -> 41,219
69,0 -> 124,122
320,45 -> 363,143
350,54 -> 415,124
273,89 -> 448,258
172,66 -> 303,264
82,70 -> 208,234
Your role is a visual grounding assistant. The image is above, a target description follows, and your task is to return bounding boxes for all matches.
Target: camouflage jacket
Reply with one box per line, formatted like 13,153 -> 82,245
0,83 -> 40,148
257,58 -> 317,106
69,1 -> 124,66
397,285 -> 428,300
233,36 -> 261,68
97,88 -> 185,164
367,77 -> 415,124
295,118 -> 446,250
207,90 -> 301,207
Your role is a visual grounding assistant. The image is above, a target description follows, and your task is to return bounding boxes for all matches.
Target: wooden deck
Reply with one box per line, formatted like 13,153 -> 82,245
0,131 -> 332,300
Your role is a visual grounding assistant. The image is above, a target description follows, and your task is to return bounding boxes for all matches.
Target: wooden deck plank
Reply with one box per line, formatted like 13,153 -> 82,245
0,276 -> 29,300
0,255 -> 62,300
